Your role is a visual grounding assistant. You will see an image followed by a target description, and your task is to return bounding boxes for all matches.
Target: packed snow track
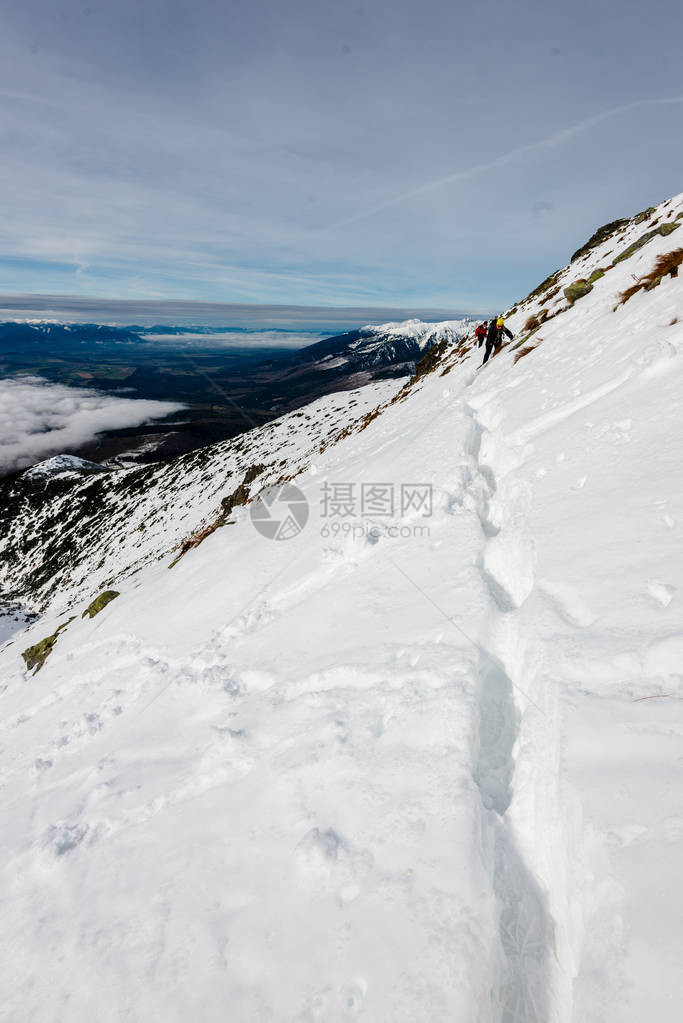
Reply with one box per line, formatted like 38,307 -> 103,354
1,194 -> 683,1020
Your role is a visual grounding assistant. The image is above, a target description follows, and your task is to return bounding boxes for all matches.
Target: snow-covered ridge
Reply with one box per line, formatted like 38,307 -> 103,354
1,192 -> 683,1020
501,192 -> 682,342
348,317 -> 475,361
358,317 -> 476,347
22,454 -> 108,481
0,380 -> 402,612
291,316 -> 476,377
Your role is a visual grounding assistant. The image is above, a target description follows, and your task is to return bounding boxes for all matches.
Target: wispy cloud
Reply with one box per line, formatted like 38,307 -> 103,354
0,0 -> 681,308
329,96 -> 683,230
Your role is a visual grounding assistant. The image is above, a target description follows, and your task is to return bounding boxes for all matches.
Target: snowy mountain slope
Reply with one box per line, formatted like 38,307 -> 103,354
1,192 -> 682,1021
500,194 -> 681,349
0,380 -> 401,615
0,324 -> 476,618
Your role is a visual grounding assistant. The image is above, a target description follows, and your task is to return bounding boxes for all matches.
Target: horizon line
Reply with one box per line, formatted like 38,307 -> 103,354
0,291 -> 489,315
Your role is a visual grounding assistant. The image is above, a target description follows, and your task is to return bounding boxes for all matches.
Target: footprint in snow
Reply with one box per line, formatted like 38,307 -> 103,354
168,728 -> 253,804
647,581 -> 677,607
607,824 -> 648,849
231,601 -> 277,635
296,826 -> 374,895
45,821 -> 89,857
341,977 -> 368,1015
636,339 -> 677,374
538,580 -> 595,628
481,529 -> 536,612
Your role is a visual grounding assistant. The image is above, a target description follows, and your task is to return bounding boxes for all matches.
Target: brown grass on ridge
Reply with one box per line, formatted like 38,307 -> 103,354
619,248 -> 683,305
513,345 -> 538,365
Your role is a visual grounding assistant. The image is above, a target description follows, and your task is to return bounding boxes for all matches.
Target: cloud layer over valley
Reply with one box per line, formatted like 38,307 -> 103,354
0,376 -> 184,474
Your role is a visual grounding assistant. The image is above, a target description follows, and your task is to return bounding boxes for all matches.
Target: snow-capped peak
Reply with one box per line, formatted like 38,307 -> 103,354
358,316 -> 476,349
22,454 -> 108,481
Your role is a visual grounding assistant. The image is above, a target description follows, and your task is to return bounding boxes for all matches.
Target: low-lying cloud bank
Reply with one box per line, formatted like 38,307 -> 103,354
142,329 -> 325,348
0,376 -> 184,475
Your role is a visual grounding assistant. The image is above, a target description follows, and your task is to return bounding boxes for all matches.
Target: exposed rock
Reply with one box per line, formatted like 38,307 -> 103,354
564,280 -> 594,304
82,590 -> 120,619
633,206 -> 656,225
22,617 -> 76,673
220,464 -> 266,518
413,339 -> 451,380
613,228 -> 659,265
571,218 -> 629,262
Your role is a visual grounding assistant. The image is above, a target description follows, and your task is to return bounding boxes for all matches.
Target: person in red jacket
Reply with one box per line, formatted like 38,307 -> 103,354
475,321 -> 488,348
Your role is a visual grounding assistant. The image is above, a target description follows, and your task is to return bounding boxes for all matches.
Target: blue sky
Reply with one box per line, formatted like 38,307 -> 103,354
0,0 -> 681,312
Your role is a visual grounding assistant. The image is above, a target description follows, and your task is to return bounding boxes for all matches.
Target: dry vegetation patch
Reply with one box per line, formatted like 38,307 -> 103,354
618,249 -> 683,306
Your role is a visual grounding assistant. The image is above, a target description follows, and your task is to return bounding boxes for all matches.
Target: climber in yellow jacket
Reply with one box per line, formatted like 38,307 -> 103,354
482,316 -> 514,365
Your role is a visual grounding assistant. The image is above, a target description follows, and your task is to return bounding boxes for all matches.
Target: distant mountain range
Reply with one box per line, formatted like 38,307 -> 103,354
250,318 -> 475,410
0,317 -> 476,471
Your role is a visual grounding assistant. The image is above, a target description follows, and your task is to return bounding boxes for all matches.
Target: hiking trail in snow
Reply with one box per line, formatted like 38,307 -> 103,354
2,192 -> 683,1020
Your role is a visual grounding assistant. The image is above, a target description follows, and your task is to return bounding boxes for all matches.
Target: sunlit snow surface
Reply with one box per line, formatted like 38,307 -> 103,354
1,194 -> 683,1021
